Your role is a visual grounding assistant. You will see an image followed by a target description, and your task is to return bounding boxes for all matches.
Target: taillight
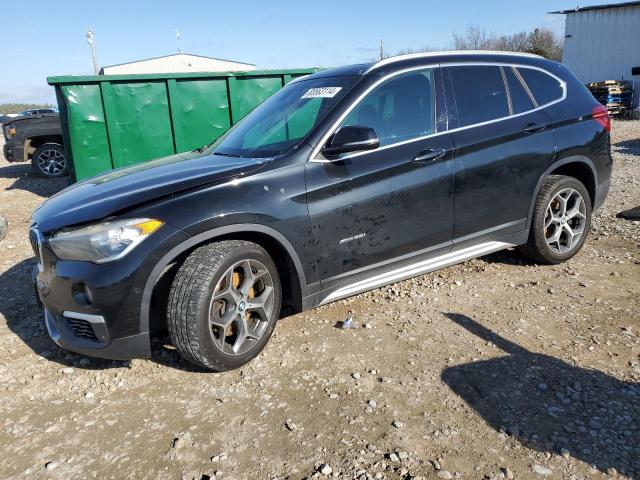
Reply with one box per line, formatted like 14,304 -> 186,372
592,105 -> 611,133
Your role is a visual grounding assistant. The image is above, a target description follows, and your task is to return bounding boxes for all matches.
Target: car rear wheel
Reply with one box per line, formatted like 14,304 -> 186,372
167,240 -> 281,371
32,143 -> 67,178
519,175 -> 592,264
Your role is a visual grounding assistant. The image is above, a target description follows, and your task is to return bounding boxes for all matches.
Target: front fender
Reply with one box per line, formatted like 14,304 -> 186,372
138,223 -> 309,335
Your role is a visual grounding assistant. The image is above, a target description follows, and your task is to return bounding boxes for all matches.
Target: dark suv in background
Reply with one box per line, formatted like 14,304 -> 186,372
31,51 -> 612,371
3,109 -> 67,178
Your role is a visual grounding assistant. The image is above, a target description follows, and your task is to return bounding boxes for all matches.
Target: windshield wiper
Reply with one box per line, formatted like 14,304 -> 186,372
212,151 -> 239,158
194,144 -> 211,153
193,139 -> 220,153
193,143 -> 239,157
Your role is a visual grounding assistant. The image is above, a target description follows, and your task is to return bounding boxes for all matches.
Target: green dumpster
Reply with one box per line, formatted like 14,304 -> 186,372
47,69 -> 318,181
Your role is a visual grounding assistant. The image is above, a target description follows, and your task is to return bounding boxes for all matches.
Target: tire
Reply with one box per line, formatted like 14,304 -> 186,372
518,175 -> 592,264
167,240 -> 282,371
31,143 -> 67,178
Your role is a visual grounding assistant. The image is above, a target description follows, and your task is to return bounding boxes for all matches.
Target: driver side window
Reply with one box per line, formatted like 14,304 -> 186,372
342,69 -> 434,147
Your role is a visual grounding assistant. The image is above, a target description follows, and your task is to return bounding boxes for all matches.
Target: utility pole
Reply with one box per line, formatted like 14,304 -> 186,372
85,28 -> 99,75
379,39 -> 385,60
175,29 -> 182,53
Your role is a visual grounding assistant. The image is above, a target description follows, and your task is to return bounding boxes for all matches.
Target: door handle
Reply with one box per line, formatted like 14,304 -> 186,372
523,122 -> 547,133
413,147 -> 446,163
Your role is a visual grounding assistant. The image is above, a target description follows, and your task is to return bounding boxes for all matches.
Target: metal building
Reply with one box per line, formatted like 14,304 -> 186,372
552,1 -> 640,108
100,53 -> 255,75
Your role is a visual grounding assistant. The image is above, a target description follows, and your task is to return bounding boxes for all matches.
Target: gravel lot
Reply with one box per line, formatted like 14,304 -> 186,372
0,121 -> 638,480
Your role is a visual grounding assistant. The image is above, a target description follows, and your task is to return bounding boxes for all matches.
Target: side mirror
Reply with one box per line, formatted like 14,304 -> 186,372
322,125 -> 380,157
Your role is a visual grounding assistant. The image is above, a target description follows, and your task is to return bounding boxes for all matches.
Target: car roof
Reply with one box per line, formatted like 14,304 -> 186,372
367,50 -> 542,71
306,51 -> 551,81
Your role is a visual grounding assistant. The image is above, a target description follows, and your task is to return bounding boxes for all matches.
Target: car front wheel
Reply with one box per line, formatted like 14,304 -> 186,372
32,143 -> 68,178
519,175 -> 592,264
167,240 -> 281,371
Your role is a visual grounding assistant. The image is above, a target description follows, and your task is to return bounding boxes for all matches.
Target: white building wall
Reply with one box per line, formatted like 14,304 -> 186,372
562,4 -> 640,107
102,54 -> 255,75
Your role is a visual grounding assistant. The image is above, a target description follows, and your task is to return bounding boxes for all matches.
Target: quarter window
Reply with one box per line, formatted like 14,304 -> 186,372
341,69 -> 434,148
517,67 -> 563,106
504,67 -> 535,114
447,66 -> 509,127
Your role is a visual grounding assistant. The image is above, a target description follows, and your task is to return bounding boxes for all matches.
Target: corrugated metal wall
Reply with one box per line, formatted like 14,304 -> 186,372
562,5 -> 640,107
102,54 -> 256,75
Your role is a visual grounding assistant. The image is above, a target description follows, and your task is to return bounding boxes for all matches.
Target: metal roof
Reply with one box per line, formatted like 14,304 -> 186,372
550,1 -> 640,14
101,52 -> 255,70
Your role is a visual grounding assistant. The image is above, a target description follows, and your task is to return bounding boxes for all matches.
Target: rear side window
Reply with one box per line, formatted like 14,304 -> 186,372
447,66 -> 509,127
503,67 -> 535,114
517,67 -> 563,106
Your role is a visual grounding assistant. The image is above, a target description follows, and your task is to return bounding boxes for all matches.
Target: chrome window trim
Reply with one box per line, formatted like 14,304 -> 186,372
309,62 -> 566,164
310,64 -> 439,163
512,66 -> 538,107
500,66 -> 514,115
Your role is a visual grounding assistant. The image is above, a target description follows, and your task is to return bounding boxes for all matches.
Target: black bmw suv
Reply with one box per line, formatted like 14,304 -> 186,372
31,51 -> 612,371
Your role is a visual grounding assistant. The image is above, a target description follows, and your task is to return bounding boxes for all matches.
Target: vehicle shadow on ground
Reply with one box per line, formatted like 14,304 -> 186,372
480,248 -> 538,267
613,139 -> 640,157
0,162 -> 68,197
0,258 -> 208,373
441,312 -> 640,478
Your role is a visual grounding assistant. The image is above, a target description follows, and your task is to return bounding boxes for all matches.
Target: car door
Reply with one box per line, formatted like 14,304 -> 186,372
305,67 -> 454,293
444,64 -> 556,247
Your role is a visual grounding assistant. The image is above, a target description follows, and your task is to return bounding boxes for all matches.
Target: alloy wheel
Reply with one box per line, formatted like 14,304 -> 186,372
207,259 -> 275,356
544,188 -> 587,254
37,149 -> 66,176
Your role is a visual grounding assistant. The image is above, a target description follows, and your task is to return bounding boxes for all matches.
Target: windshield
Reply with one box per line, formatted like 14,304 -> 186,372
210,75 -> 358,158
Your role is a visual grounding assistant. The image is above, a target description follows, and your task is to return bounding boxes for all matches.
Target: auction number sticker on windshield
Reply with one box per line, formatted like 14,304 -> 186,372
302,87 -> 342,99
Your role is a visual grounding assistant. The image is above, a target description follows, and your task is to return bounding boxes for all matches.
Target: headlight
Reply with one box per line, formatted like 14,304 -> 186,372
5,125 -> 16,138
49,218 -> 164,263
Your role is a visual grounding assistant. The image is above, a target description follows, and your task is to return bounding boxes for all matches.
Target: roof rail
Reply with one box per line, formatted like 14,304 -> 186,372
366,50 -> 543,73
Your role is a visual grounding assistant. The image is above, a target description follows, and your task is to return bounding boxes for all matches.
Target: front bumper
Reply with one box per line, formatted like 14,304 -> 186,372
44,308 -> 150,360
33,223 -> 189,360
3,142 -> 26,162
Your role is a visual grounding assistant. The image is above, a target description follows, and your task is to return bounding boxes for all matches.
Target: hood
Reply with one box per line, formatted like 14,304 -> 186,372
5,113 -> 59,125
33,151 -> 266,232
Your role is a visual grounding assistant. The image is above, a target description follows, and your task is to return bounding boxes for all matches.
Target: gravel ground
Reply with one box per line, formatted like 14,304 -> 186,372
0,120 -> 638,480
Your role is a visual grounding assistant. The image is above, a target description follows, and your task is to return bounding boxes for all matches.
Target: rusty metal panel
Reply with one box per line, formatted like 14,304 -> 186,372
103,81 -> 175,169
59,84 -> 112,180
169,78 -> 231,152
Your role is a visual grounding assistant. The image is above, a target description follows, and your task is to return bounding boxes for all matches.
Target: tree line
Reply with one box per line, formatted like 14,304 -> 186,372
396,24 -> 563,61
0,103 -> 56,114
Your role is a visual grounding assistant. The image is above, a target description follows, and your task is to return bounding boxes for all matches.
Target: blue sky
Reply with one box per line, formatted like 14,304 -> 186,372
0,0 -> 608,104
